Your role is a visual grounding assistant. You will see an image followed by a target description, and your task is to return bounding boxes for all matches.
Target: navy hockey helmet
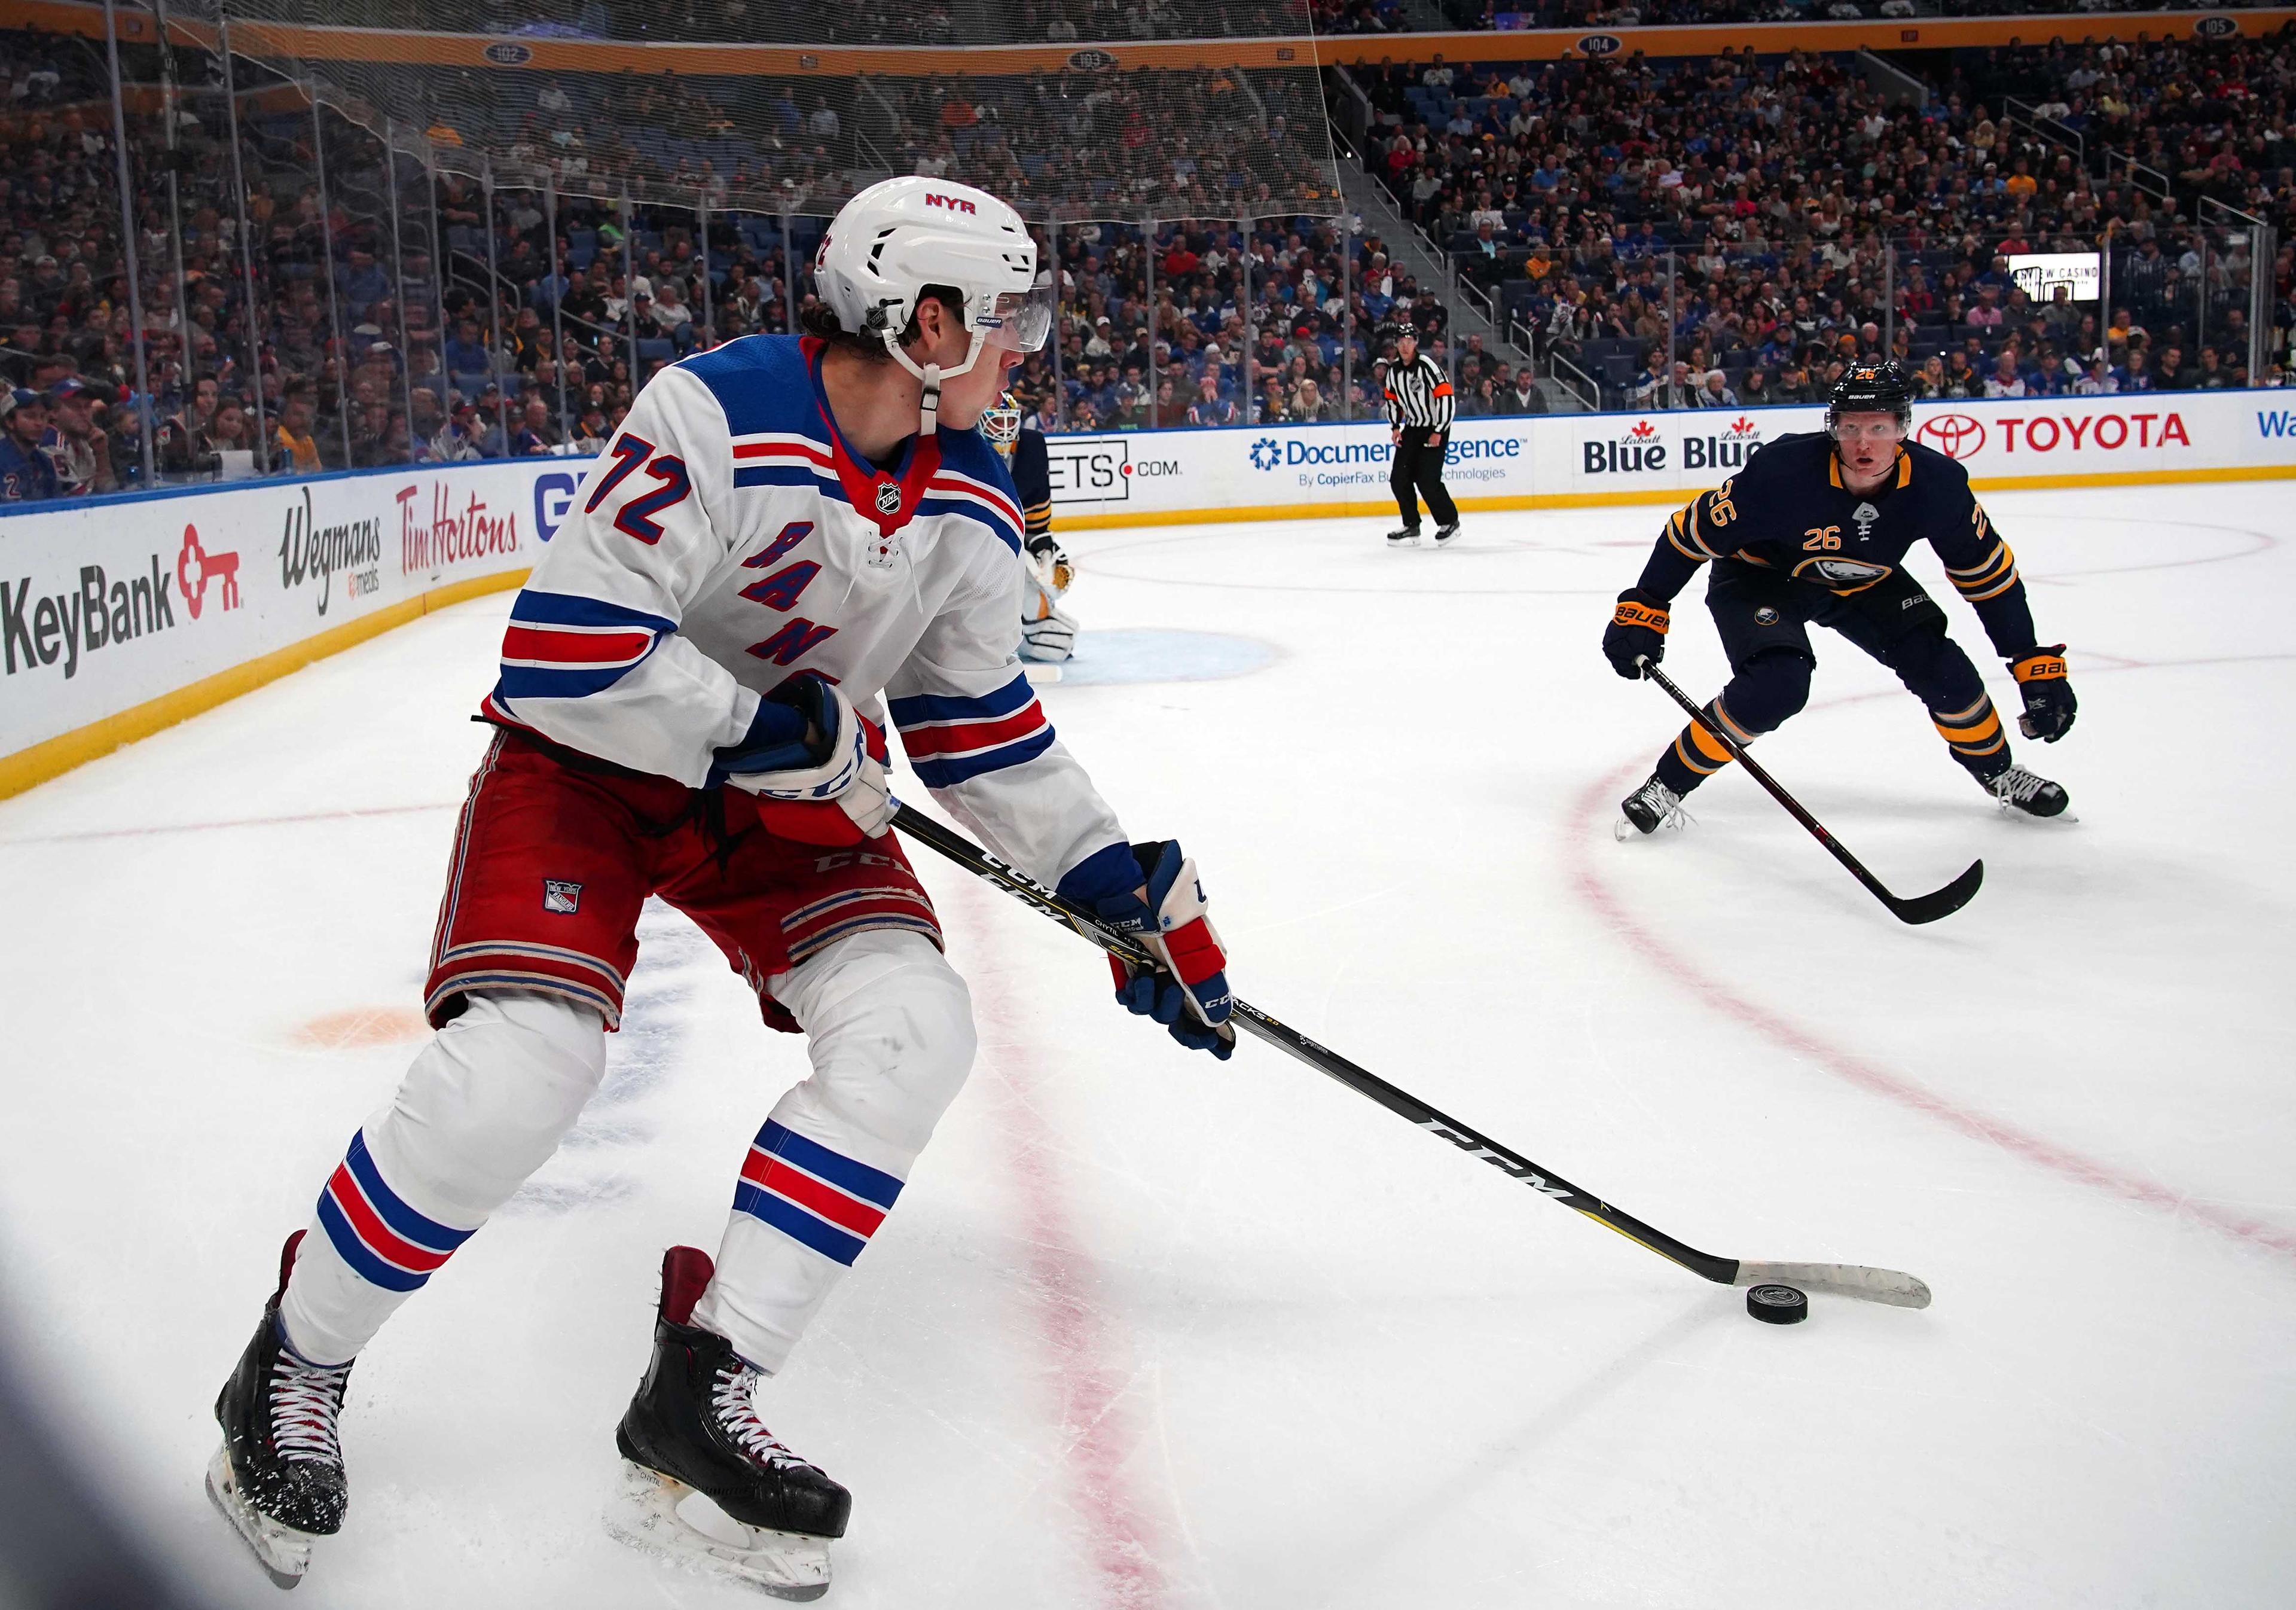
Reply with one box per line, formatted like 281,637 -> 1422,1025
1827,359 -> 1913,434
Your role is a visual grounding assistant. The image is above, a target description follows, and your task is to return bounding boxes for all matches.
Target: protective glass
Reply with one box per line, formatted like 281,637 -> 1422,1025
977,281 -> 1055,352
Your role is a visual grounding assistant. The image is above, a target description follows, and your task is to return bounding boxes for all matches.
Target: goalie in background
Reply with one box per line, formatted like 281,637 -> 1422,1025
983,391 -> 1078,663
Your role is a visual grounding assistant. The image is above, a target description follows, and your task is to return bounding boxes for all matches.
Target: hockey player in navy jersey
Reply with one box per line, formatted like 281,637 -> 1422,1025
1605,360 -> 2078,834
207,176 -> 1233,1596
981,389 -> 1077,661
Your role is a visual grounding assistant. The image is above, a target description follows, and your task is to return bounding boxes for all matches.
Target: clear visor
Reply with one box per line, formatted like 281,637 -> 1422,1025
976,282 -> 1055,353
1830,415 -> 1906,446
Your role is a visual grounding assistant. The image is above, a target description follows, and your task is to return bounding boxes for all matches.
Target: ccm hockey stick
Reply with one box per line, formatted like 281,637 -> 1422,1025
1638,657 -> 1983,926
892,803 -> 1931,1310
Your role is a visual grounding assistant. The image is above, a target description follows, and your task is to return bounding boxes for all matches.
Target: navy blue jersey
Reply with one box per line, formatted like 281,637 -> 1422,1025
1634,430 -> 2037,659
1010,422 -> 1051,542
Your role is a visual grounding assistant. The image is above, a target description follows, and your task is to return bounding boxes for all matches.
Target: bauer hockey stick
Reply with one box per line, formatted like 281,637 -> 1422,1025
891,802 -> 1931,1310
1637,657 -> 1984,926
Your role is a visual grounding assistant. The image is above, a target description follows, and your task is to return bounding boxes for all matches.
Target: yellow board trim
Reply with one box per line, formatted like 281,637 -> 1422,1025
0,568 -> 529,803
1058,464 -> 2296,529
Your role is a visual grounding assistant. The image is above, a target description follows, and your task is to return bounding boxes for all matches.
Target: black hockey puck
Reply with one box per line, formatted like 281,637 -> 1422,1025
1745,1283 -> 1808,1325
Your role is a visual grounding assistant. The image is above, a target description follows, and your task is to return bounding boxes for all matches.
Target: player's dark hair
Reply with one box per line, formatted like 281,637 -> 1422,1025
799,285 -> 969,359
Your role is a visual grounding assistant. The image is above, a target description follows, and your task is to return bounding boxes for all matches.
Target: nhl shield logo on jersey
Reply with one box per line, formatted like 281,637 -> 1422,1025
874,481 -> 901,515
1852,501 -> 1881,540
542,879 -> 583,914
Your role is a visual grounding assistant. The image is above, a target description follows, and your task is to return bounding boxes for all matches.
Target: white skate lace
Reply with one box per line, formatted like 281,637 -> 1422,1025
1990,766 -> 2050,806
269,1351 -> 350,1465
1628,779 -> 1691,831
712,1365 -> 808,1470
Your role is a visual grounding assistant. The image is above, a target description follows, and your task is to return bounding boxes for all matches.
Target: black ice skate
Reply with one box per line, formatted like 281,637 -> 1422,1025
207,1230 -> 353,1589
1986,763 -> 2071,819
1431,521 -> 1461,546
608,1246 -> 848,1601
1386,525 -> 1421,547
1617,774 -> 1690,837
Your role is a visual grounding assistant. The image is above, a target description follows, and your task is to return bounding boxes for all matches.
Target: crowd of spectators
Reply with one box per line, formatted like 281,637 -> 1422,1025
11,10 -> 2296,507
1326,0 -> 2295,36
1351,29 -> 2296,408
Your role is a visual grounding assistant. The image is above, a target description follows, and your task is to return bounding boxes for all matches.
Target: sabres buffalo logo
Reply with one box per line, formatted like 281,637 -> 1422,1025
1796,556 -> 1894,589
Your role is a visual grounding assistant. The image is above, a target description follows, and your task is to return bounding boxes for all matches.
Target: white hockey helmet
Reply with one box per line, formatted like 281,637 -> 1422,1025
814,176 -> 1052,435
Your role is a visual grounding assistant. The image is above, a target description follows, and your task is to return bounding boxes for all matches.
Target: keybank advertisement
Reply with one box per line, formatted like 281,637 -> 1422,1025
0,457 -> 584,761
1045,389 -> 2292,519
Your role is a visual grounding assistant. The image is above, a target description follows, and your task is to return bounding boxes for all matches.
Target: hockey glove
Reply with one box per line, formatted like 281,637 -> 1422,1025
1025,534 -> 1075,596
2010,645 -> 2077,742
718,678 -> 894,846
1056,840 -> 1234,1060
1604,589 -> 1669,680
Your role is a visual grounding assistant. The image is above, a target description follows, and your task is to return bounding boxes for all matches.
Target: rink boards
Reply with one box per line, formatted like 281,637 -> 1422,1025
0,458 -> 582,796
1045,388 -> 2296,527
3,389 -> 2292,797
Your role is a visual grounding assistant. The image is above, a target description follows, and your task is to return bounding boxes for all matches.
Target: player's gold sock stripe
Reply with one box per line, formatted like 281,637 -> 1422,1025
1686,721 -> 1734,766
1932,711 -> 2002,742
1672,734 -> 1727,776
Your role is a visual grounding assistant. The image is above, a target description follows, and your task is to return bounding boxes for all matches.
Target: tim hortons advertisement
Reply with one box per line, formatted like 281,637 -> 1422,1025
1,459 -> 572,766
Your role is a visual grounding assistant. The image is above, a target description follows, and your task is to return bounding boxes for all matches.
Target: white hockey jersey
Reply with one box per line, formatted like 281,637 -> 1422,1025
484,334 -> 1125,887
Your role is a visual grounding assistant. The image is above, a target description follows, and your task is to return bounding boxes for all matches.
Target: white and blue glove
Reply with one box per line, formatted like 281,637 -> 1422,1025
714,677 -> 894,846
1058,840 -> 1233,1059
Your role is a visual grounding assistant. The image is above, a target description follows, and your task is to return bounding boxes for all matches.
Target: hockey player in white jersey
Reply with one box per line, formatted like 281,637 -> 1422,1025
206,176 -> 1234,1596
981,391 -> 1077,662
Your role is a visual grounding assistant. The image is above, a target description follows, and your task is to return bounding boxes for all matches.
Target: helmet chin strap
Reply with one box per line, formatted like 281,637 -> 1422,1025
888,325 -> 987,438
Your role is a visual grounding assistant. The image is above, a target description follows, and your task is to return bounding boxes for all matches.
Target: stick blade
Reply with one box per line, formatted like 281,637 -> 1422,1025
1886,858 -> 1983,925
1735,1261 -> 1932,1309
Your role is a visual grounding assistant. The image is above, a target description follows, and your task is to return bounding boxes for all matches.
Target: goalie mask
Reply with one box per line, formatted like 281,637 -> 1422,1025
979,391 -> 1022,459
814,178 -> 1052,437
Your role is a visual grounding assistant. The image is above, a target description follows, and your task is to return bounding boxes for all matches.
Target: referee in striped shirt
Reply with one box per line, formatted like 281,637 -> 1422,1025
1382,323 -> 1460,547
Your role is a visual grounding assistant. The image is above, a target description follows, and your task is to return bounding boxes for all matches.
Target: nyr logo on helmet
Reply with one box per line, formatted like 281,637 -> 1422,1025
1249,437 -> 1283,472
924,192 -> 979,215
1916,413 -> 1986,460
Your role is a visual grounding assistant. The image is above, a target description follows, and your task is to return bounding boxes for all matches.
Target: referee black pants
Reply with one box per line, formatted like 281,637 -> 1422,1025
1389,426 -> 1458,529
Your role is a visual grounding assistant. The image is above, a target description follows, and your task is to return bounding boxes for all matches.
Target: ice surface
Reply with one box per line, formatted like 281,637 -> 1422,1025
1,482 -> 2291,1608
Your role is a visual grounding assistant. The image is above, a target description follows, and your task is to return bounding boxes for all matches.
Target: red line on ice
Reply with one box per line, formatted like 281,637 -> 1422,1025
956,877 -> 1170,1610
1565,667 -> 2296,1265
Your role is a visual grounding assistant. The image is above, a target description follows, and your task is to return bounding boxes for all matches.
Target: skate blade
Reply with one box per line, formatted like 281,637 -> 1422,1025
605,1462 -> 832,1602
1995,800 -> 2080,825
206,1445 -> 312,1590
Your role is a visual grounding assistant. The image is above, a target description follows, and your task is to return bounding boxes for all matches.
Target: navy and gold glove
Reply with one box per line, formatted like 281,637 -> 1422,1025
1603,589 -> 1669,679
2010,645 -> 2076,742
